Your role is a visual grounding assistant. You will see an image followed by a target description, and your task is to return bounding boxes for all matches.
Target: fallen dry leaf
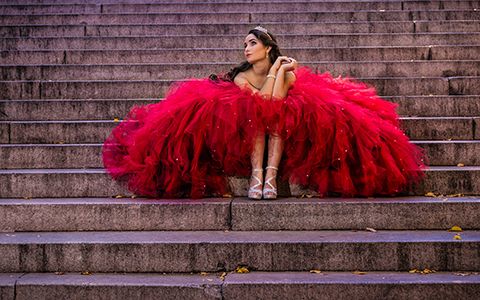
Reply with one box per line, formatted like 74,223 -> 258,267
454,272 -> 472,276
410,268 -> 436,274
448,225 -> 463,232
353,271 -> 367,275
424,192 -> 437,197
366,227 -> 377,232
200,272 -> 208,276
457,163 -> 465,167
114,195 -> 125,198
309,269 -> 322,274
454,234 -> 462,240
222,193 -> 233,198
219,272 -> 227,281
446,193 -> 464,198
113,117 -> 119,122
81,271 -> 92,275
235,266 -> 250,273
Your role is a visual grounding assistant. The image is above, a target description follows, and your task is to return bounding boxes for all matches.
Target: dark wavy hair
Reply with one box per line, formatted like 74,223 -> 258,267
209,28 -> 282,82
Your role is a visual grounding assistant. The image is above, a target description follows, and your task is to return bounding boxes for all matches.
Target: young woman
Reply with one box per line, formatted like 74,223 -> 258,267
103,26 -> 426,200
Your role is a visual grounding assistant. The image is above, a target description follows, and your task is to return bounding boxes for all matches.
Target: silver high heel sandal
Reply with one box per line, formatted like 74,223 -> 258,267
248,168 -> 263,200
263,166 -> 278,199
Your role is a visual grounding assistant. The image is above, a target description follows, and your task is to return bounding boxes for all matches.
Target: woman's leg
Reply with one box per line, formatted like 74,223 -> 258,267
248,132 -> 265,199
264,133 -> 284,199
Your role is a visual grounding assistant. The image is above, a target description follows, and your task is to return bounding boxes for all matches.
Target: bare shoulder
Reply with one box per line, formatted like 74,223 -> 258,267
233,72 -> 248,85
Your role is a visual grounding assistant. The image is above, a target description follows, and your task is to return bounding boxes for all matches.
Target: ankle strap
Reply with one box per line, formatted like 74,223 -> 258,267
266,166 -> 278,170
252,168 -> 263,172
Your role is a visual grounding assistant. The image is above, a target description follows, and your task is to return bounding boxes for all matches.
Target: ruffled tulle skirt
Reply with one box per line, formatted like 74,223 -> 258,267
103,67 -> 426,198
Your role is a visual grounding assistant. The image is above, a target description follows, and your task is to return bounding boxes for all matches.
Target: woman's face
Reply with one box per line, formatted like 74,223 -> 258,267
243,33 -> 269,64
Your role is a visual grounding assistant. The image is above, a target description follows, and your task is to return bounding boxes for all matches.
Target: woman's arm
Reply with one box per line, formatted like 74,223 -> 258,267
233,56 -> 297,98
272,70 -> 296,99
272,59 -> 298,99
260,56 -> 295,99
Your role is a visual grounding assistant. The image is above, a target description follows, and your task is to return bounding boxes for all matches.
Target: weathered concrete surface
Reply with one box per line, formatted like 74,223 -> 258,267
1,11 -> 479,25
3,34 -> 480,51
475,118 -> 480,140
391,95 -> 480,117
16,273 -> 223,300
1,167 -> 479,198
0,273 -> 21,300
223,271 -> 480,300
4,120 -> 117,143
2,21 -> 480,38
400,117 -> 474,140
0,99 -> 156,121
3,77 -> 477,100
252,10 -> 480,23
2,96 -> 478,122
3,46 -> 480,65
0,144 -> 102,169
1,197 -> 478,232
0,169 -> 129,198
0,198 -> 231,231
412,166 -> 480,195
2,61 -> 480,81
0,116 -> 473,144
2,140 -> 477,169
231,197 -> 480,230
0,230 -> 478,273
414,141 -> 480,165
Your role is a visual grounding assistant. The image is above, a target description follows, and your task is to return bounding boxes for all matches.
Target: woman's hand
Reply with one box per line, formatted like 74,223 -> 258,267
269,56 -> 292,74
279,57 -> 298,72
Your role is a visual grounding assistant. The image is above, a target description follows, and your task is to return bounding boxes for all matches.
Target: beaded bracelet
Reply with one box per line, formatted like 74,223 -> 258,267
266,74 -> 276,79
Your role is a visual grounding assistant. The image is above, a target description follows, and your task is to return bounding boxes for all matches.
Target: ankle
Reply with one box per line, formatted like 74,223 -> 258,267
265,166 -> 278,177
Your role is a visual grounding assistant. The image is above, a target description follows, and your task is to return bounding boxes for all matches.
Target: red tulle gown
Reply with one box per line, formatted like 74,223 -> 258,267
103,66 -> 426,198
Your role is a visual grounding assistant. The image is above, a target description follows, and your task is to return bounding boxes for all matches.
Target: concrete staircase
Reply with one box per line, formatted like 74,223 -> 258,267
0,0 -> 479,298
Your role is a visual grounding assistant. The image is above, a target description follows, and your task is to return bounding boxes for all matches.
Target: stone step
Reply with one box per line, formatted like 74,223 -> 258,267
1,0 -> 476,3
0,169 -> 129,198
0,197 -> 478,231
1,272 -> 479,300
1,140 -> 479,169
0,230 -> 478,272
1,77 -> 479,100
0,117 -> 478,144
0,198 -> 231,232
392,95 -> 480,117
401,117 -> 479,140
6,1 -> 480,14
2,61 -> 480,81
1,96 -> 479,121
221,272 -> 480,299
0,272 -> 223,300
0,166 -> 478,198
1,10 -> 479,25
0,144 -> 102,169
2,21 -> 480,38
3,34 -> 480,51
1,2 -> 479,15
2,46 -> 480,65
0,99 -> 156,121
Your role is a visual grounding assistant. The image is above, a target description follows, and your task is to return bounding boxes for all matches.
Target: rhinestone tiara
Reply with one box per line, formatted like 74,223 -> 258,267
254,26 -> 272,40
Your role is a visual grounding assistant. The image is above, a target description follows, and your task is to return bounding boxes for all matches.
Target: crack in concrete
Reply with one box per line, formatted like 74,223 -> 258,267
13,273 -> 27,300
